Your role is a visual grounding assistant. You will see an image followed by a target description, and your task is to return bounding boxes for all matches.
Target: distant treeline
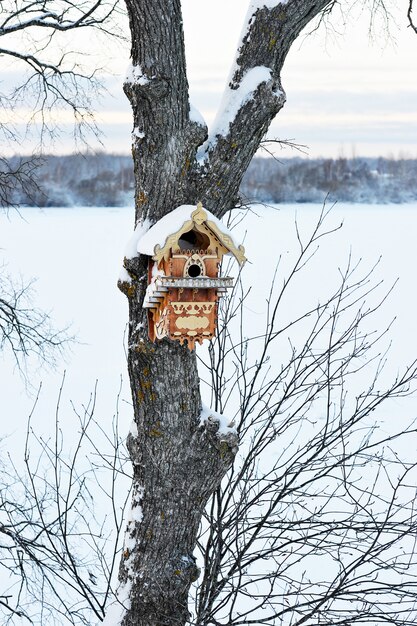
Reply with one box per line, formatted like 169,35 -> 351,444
5,153 -> 417,207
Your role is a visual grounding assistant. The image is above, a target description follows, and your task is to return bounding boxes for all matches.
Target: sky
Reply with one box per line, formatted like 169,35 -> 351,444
4,0 -> 417,158
89,0 -> 417,159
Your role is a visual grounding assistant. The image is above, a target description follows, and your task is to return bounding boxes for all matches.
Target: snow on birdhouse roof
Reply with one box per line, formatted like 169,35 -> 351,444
136,203 -> 246,265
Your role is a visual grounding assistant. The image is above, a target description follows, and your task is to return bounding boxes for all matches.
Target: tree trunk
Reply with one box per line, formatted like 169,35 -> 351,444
117,0 -> 332,624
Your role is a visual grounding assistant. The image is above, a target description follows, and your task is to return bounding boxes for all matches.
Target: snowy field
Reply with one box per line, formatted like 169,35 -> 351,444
1,201 -> 417,623
1,201 -> 416,457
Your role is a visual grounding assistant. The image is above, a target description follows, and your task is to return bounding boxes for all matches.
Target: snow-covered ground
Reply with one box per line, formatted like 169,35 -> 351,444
1,202 -> 416,447
1,201 -> 417,623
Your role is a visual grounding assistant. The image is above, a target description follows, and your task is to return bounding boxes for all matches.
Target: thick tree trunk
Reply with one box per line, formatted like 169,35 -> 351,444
117,321 -> 237,625
116,0 -> 332,624
117,2 -> 238,622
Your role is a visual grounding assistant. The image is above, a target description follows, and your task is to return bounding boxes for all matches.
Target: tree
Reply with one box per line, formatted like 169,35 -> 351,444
3,208 -> 417,625
0,378 -> 130,624
0,0 -> 124,371
0,0 -> 123,619
0,0 -> 123,145
0,0 -> 125,359
115,2 -> 417,626
192,211 -> 417,625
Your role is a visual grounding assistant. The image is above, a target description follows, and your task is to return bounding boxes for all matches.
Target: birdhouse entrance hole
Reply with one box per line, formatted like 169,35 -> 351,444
187,264 -> 202,278
184,255 -> 205,278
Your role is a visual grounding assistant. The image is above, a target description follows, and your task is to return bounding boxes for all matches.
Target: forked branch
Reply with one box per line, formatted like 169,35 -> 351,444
408,0 -> 417,32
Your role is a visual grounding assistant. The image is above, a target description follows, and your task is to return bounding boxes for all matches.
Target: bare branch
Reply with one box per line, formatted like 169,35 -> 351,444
0,269 -> 72,378
0,0 -> 125,146
408,0 -> 417,32
0,0 -> 121,35
194,208 -> 417,626
0,157 -> 44,210
0,378 -> 130,624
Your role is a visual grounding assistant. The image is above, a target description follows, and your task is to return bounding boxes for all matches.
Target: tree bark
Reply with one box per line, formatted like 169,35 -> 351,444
117,0 -> 332,624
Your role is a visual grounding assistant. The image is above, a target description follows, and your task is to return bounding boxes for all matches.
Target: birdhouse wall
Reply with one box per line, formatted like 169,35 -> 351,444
149,288 -> 218,349
168,254 -> 219,279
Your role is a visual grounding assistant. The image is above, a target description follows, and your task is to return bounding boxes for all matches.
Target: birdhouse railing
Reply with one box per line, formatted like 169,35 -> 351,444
159,276 -> 234,289
143,275 -> 234,309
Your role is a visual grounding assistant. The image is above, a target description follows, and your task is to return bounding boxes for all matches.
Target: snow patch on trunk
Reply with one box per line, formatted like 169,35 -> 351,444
125,63 -> 151,86
132,127 -> 145,140
189,103 -> 206,127
129,420 -> 138,437
101,485 -> 144,625
200,403 -> 236,436
118,266 -> 132,284
124,486 -> 144,554
101,580 -> 132,626
124,218 -> 151,260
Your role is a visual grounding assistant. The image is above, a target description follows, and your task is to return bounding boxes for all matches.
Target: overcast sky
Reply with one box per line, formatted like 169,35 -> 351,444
185,1 -> 416,160
91,0 -> 417,159
8,0 -> 416,158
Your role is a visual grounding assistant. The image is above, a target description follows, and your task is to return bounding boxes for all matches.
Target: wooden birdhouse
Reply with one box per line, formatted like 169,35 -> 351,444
139,202 -> 246,349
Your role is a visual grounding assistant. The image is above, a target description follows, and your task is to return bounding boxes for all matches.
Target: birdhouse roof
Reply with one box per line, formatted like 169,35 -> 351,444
136,203 -> 246,265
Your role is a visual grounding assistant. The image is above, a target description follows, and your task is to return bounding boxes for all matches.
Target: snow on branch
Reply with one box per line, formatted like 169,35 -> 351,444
200,404 -> 237,438
125,63 -> 152,86
0,0 -> 121,35
190,0 -> 331,216
237,0 -> 291,50
189,103 -> 206,128
199,66 -> 279,158
249,0 -> 289,8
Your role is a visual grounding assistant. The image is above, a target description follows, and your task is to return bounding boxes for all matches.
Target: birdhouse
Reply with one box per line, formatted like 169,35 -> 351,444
139,202 -> 246,349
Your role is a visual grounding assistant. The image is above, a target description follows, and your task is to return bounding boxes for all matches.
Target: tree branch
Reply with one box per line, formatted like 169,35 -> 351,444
0,269 -> 73,378
408,0 -> 417,32
0,0 -> 123,147
187,0 -> 334,217
123,0 -> 207,224
0,0 -> 122,35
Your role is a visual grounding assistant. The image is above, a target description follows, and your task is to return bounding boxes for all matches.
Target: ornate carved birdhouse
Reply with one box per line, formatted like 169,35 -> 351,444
139,202 -> 246,349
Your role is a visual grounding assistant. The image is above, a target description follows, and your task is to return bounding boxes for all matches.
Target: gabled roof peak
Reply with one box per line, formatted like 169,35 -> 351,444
136,202 -> 246,265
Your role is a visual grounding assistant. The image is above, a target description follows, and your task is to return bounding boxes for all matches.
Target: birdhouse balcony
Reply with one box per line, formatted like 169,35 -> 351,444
155,275 -> 234,291
143,276 -> 232,307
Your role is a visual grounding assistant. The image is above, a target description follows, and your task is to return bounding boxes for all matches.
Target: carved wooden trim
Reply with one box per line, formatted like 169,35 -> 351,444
152,203 -> 247,266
